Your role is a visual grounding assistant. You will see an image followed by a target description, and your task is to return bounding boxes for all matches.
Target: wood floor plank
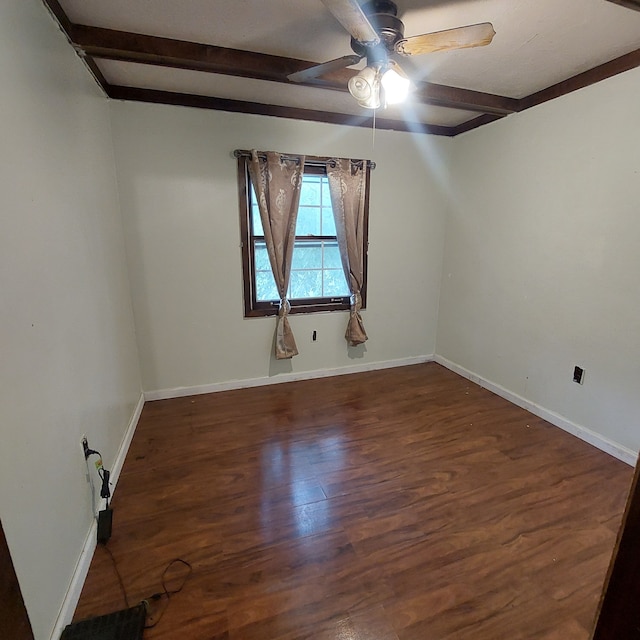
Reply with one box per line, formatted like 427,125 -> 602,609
72,363 -> 633,639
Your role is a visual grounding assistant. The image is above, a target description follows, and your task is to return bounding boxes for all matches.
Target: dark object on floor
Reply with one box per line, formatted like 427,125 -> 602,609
97,507 -> 113,545
60,603 -> 145,640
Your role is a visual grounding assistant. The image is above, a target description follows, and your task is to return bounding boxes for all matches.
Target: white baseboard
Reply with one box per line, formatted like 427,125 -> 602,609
50,392 -> 146,640
144,355 -> 434,401
109,393 -> 145,489
435,355 -> 637,467
50,521 -> 98,640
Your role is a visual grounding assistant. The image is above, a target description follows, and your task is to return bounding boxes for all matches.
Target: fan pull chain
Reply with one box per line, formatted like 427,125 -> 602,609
372,109 -> 376,150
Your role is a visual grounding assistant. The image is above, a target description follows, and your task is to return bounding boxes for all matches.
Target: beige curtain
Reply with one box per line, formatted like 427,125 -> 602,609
248,150 -> 305,359
326,158 -> 368,346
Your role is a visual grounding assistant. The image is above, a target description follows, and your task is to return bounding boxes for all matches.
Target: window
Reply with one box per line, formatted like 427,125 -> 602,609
238,154 -> 370,317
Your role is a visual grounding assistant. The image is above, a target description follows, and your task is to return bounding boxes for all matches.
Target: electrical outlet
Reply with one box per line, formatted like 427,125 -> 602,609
573,366 -> 585,385
81,435 -> 90,459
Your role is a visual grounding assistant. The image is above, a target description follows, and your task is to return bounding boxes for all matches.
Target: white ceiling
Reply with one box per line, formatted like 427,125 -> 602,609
47,0 -> 640,134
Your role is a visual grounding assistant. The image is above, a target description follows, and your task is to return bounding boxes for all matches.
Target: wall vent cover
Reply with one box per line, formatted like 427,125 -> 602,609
60,603 -> 145,640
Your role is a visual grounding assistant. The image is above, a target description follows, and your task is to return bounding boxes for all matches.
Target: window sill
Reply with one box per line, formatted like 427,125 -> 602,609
245,299 -> 356,317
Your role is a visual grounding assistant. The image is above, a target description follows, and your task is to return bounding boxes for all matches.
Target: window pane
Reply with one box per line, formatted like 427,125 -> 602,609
290,270 -> 322,299
296,206 -> 321,236
291,242 -> 322,270
323,269 -> 350,297
252,207 -> 263,235
255,239 -> 278,301
250,185 -> 264,235
322,180 -> 331,206
322,207 -> 337,235
323,242 -> 343,270
300,177 -> 322,206
256,271 -> 278,301
254,242 -> 271,271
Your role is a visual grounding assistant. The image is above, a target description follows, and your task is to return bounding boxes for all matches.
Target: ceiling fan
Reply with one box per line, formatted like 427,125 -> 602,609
288,0 -> 495,109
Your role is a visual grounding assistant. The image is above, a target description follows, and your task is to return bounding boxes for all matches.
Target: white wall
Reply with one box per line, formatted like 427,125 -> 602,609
438,67 -> 640,454
5,3 -> 637,635
0,1 -> 141,638
110,102 -> 451,393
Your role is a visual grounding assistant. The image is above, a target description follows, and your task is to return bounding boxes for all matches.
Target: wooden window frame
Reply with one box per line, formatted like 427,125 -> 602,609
237,154 -> 370,318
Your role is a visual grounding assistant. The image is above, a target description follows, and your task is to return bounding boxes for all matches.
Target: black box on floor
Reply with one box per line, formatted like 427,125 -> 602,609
96,508 -> 113,544
60,603 -> 145,640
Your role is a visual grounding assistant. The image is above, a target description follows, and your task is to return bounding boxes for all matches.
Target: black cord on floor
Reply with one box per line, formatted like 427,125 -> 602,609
99,544 -> 192,629
143,558 -> 193,629
101,543 -> 130,609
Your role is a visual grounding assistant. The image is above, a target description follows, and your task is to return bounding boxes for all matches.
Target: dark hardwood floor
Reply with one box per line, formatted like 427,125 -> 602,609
73,363 -> 633,639
1,519 -> 33,640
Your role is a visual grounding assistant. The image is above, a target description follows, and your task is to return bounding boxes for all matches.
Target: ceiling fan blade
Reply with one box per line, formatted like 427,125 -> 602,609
390,52 -> 423,83
288,54 -> 363,83
397,22 -> 495,56
321,0 -> 380,45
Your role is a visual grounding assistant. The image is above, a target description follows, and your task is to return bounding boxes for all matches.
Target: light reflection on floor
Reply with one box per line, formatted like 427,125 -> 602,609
259,434 -> 347,540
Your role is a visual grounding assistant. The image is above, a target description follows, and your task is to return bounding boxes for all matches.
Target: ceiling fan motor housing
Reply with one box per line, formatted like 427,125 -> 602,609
351,0 -> 405,61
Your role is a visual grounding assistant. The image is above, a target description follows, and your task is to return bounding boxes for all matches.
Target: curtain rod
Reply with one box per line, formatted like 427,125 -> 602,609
233,149 -> 375,170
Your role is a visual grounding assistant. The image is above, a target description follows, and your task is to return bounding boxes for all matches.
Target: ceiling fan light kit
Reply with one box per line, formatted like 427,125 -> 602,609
380,60 -> 410,104
290,0 -> 496,111
347,60 -> 409,108
348,65 -> 382,108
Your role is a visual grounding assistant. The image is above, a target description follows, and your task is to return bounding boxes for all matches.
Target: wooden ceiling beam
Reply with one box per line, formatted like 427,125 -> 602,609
449,113 -> 506,136
71,25 -> 354,90
415,83 -> 517,116
518,47 -> 640,111
41,0 -> 73,35
70,24 -> 516,115
604,0 -> 640,11
107,85 -> 456,136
